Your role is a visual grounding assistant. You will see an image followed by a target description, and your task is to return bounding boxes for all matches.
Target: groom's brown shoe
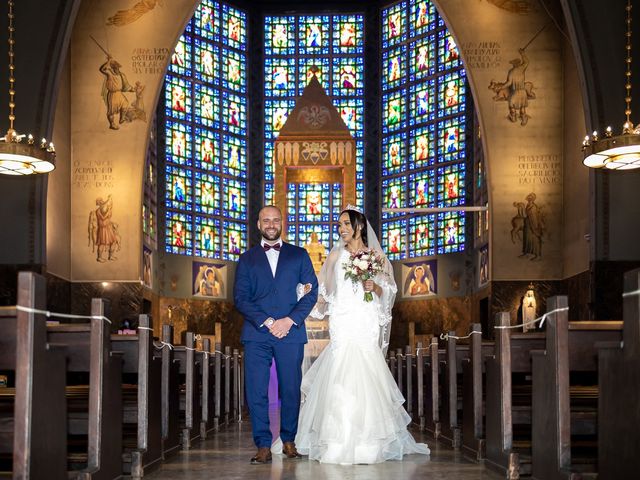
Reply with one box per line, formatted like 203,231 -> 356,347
282,441 -> 303,459
250,447 -> 272,464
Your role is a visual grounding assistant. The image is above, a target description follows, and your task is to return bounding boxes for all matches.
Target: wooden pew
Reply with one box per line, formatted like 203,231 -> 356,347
213,342 -> 223,430
48,298 -> 123,480
424,337 -> 445,439
199,339 -> 215,439
173,332 -> 202,449
111,314 -> 162,478
0,272 -> 67,479
485,312 -> 545,479
440,332 -> 470,449
461,323 -> 494,461
158,324 -> 181,459
598,268 -> 640,480
531,296 -> 623,480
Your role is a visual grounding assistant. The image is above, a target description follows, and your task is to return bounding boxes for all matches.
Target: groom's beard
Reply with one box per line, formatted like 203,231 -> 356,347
260,227 -> 281,241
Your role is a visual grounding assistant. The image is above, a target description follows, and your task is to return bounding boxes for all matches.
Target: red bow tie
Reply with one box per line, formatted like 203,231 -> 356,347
263,243 -> 281,252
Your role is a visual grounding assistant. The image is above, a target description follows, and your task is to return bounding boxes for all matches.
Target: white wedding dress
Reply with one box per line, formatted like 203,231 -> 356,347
293,249 -> 430,464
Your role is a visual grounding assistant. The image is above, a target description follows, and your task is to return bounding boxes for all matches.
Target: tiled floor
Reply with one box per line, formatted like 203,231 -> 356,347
146,420 -> 503,479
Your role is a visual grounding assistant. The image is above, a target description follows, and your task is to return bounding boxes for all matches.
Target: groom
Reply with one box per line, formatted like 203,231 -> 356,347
234,205 -> 318,464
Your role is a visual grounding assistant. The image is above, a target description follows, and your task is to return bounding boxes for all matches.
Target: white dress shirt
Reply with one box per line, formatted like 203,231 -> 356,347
261,238 -> 281,277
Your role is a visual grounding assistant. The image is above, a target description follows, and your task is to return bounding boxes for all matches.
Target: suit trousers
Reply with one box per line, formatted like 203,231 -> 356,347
244,339 -> 305,448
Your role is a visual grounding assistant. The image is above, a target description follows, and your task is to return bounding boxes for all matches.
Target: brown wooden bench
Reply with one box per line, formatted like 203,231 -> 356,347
531,295 -> 623,480
485,312 -> 546,479
47,298 -> 123,480
461,323 -> 494,461
173,332 -> 202,449
0,272 -> 67,479
111,314 -> 162,478
597,268 -> 640,480
158,324 -> 181,459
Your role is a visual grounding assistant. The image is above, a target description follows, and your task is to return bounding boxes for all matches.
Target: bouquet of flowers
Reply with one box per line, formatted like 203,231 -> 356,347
343,249 -> 386,302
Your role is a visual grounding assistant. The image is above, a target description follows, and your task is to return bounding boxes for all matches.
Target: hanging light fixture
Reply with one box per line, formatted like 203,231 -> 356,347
0,0 -> 55,175
583,0 -> 640,170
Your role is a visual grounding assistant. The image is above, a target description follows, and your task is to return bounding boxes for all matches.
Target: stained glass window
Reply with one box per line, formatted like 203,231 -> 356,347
381,0 -> 468,259
264,14 -> 366,250
163,2 -> 248,258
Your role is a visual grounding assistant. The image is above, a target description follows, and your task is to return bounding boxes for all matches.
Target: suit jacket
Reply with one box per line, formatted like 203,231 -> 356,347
234,242 -> 318,344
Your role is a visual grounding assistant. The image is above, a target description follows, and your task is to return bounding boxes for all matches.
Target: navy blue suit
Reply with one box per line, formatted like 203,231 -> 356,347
234,242 -> 318,448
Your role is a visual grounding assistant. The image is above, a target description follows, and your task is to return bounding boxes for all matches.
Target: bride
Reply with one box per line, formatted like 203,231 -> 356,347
293,207 -> 429,464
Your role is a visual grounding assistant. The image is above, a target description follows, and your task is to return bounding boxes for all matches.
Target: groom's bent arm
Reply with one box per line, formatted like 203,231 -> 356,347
287,252 -> 319,327
233,255 -> 271,329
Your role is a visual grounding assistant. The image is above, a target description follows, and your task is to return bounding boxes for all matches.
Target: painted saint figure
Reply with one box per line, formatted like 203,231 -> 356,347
88,194 -> 120,262
521,192 -> 544,259
100,56 -> 134,130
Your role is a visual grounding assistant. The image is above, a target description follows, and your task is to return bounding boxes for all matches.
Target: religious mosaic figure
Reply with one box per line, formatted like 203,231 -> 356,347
304,231 -> 327,274
512,192 -> 545,260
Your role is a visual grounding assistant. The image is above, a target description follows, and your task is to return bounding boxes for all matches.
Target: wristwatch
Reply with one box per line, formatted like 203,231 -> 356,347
264,317 -> 275,328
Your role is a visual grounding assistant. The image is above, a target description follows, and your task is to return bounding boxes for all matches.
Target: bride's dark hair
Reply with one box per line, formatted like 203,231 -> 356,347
340,209 -> 368,246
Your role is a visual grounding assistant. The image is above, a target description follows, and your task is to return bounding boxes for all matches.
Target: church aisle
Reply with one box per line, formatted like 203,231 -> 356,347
146,422 -> 503,479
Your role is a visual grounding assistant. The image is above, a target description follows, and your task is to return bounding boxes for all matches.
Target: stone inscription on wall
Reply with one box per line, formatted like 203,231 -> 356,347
461,41 -> 502,69
72,158 -> 115,189
517,154 -> 561,185
131,47 -> 169,75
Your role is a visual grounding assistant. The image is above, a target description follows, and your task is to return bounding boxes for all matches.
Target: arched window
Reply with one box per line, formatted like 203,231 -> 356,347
162,1 -> 248,260
380,0 -> 468,260
264,13 -> 366,248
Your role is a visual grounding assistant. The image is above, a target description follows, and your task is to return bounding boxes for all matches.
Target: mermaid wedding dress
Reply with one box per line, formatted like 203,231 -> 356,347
293,248 -> 430,464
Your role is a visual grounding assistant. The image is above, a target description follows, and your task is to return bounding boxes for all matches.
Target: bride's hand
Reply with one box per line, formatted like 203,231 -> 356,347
363,280 -> 382,297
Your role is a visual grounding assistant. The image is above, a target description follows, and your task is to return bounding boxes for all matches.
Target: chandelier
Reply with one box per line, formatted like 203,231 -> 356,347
0,0 -> 55,175
583,0 -> 640,170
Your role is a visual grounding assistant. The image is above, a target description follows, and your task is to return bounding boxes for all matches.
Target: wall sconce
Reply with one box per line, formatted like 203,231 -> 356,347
522,283 -> 536,332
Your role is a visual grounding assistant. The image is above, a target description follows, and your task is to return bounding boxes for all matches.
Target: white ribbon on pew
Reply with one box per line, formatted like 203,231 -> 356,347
213,350 -> 231,359
622,288 -> 640,298
137,326 -> 153,331
494,307 -> 569,330
439,330 -> 482,341
14,305 -> 112,324
155,341 -> 174,350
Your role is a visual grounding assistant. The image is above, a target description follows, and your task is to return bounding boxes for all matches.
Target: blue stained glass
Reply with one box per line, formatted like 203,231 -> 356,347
333,15 -> 364,54
222,135 -> 246,177
221,92 -> 246,135
166,165 -> 192,209
194,40 -> 219,83
195,128 -> 220,172
382,132 -> 408,176
409,215 -> 435,257
437,212 -> 465,254
381,0 -> 468,257
382,219 -> 407,260
194,171 -> 220,215
331,57 -> 364,97
221,48 -> 246,93
196,1 -> 219,42
165,76 -> 192,122
298,57 -> 330,91
195,217 -> 221,258
265,99 -> 296,139
298,16 -> 330,54
166,122 -> 192,166
409,124 -> 435,169
194,84 -> 219,129
382,177 -> 406,219
381,46 -> 406,92
265,58 -> 297,97
265,16 -> 296,56
223,221 -> 246,260
221,4 -> 246,50
163,1 -> 248,258
382,90 -> 406,133
436,162 -> 465,206
410,1 -> 435,35
169,35 -> 192,76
